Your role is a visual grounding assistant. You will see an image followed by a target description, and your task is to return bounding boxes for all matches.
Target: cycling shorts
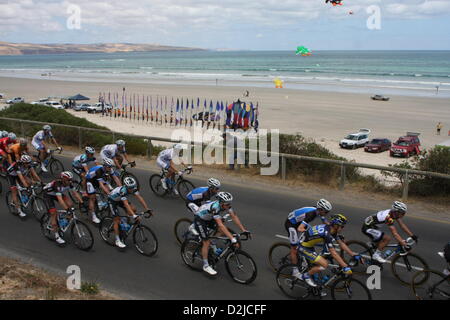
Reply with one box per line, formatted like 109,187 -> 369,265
298,245 -> 321,263
285,219 -> 301,246
193,216 -> 216,241
44,194 -> 69,210
362,225 -> 384,242
32,141 -> 45,151
108,199 -> 125,217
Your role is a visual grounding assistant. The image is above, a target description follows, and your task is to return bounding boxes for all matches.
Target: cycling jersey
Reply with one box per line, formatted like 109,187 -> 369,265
298,224 -> 343,263
362,209 -> 396,242
186,187 -> 213,204
72,154 -> 96,169
287,207 -> 326,227
32,130 -> 53,150
156,148 -> 174,169
108,186 -> 139,203
43,180 -> 75,197
8,143 -> 26,162
0,137 -> 15,152
101,144 -> 126,160
6,162 -> 34,187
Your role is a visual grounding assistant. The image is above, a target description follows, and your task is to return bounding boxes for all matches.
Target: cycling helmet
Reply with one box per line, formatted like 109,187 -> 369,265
173,143 -> 187,151
85,146 -> 95,154
60,171 -> 73,180
115,139 -> 125,146
217,191 -> 233,204
317,198 -> 332,212
8,132 -> 16,140
1,131 -> 8,138
19,138 -> 27,146
20,155 -> 32,163
103,158 -> 114,167
392,201 -> 407,214
207,178 -> 221,188
43,125 -> 52,131
330,214 -> 348,226
123,176 -> 137,189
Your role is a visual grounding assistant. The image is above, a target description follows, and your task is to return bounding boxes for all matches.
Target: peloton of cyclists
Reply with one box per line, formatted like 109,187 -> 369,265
362,201 -> 419,263
185,178 -> 221,213
32,125 -> 61,173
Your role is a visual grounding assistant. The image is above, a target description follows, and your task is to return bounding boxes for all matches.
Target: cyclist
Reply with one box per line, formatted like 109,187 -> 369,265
1,131 -> 8,138
185,178 -> 221,213
72,146 -> 98,193
6,155 -> 41,218
107,177 -> 152,248
85,158 -> 120,224
0,132 -> 17,170
285,199 -> 332,279
156,143 -> 188,193
43,171 -> 82,245
32,125 -> 61,173
7,138 -> 30,164
296,214 -> 359,287
361,201 -> 418,263
100,140 -> 134,170
192,191 -> 250,276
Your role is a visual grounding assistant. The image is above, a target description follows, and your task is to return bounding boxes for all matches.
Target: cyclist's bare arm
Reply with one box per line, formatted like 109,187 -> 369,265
51,137 -> 60,149
135,194 -> 150,211
99,181 -> 111,194
397,219 -> 414,238
82,164 -> 89,174
122,199 -> 136,216
113,157 -> 121,168
215,217 -> 236,243
123,153 -> 132,163
329,247 -> 348,268
229,211 -> 246,232
389,225 -> 407,246
56,195 -> 70,211
298,222 -> 308,233
30,168 -> 41,183
70,190 -> 83,204
337,239 -> 358,257
18,173 -> 29,188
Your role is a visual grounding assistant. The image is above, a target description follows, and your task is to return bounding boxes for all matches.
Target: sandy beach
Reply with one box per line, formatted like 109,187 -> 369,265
1,76 -> 449,168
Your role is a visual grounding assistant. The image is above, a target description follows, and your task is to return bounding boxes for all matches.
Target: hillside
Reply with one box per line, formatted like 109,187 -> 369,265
0,42 -> 204,55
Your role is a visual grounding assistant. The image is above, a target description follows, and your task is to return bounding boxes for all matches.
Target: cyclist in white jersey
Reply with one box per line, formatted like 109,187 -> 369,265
100,140 -> 134,169
32,125 -> 61,172
156,143 -> 188,192
362,201 -> 418,263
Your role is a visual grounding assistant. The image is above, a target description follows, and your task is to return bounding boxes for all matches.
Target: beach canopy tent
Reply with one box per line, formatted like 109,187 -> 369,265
66,93 -> 90,101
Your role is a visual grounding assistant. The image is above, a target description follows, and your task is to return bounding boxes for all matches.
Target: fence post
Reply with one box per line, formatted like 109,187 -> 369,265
402,170 -> 409,201
78,127 -> 82,150
20,121 -> 24,137
146,139 -> 153,159
339,161 -> 346,190
112,132 -> 115,143
281,156 -> 286,180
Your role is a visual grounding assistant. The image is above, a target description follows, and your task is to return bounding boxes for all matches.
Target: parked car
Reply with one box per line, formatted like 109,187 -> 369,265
364,138 -> 392,153
371,94 -> 390,101
390,133 -> 421,158
87,103 -> 112,113
339,129 -> 371,149
0,93 -> 5,99
74,103 -> 91,111
31,98 -> 49,105
45,101 -> 64,109
6,97 -> 24,104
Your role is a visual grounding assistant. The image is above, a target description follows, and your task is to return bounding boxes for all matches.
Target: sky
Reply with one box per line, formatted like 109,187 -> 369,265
0,0 -> 449,50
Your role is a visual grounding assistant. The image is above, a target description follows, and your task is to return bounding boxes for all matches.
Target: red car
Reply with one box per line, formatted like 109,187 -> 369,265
364,138 -> 391,153
390,134 -> 421,158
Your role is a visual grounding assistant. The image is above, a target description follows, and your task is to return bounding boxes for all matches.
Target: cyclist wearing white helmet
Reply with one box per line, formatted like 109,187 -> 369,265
192,191 -> 250,276
43,171 -> 82,245
32,125 -> 61,173
72,146 -> 99,195
284,199 -> 332,280
185,178 -> 221,213
83,158 -> 120,224
100,139 -> 134,170
362,200 -> 418,263
107,176 -> 152,248
6,154 -> 41,218
156,143 -> 188,192
1,131 -> 8,138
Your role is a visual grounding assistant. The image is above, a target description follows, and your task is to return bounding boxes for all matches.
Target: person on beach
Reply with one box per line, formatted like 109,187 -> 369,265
436,122 -> 443,135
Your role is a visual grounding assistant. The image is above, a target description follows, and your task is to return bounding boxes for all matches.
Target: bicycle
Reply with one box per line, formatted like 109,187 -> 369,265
108,161 -> 140,189
99,211 -> 158,257
69,177 -> 111,221
33,148 -> 65,178
411,251 -> 450,300
174,212 -> 237,245
180,231 -> 257,284
6,183 -> 47,221
339,237 -> 429,285
40,208 -> 94,251
276,256 -> 372,300
149,166 -> 195,200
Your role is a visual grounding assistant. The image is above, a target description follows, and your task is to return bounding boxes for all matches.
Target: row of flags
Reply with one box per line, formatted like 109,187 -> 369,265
98,92 -> 259,131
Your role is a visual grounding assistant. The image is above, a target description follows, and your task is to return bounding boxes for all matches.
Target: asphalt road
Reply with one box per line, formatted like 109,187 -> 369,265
0,156 -> 448,300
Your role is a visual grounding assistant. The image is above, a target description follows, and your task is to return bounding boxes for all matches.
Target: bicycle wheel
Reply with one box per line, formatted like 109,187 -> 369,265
31,197 -> 47,221
340,240 -> 372,274
412,270 -> 450,300
268,242 -> 292,273
133,225 -> 158,257
99,217 -> 116,246
177,180 -> 195,201
181,239 -> 204,271
149,174 -> 167,197
225,249 -> 257,284
276,264 -> 311,300
49,159 -> 65,178
121,172 -> 140,190
40,213 -> 57,241
391,252 -> 429,285
5,191 -> 19,216
330,277 -> 372,300
71,220 -> 94,251
174,218 -> 193,245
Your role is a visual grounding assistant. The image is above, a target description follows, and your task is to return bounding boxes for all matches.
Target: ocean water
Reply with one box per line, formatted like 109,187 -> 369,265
0,50 -> 449,97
